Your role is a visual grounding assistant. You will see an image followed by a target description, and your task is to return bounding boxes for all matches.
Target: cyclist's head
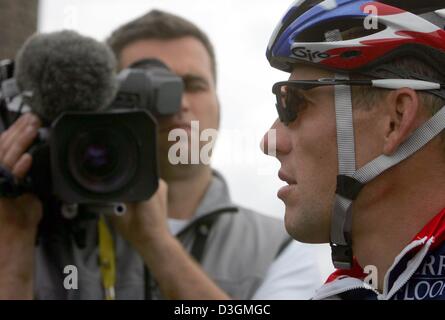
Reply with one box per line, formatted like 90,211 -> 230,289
265,0 -> 445,268
268,0 -> 445,118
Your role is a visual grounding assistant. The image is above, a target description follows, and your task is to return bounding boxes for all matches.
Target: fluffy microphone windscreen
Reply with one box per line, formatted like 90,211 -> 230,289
15,30 -> 118,123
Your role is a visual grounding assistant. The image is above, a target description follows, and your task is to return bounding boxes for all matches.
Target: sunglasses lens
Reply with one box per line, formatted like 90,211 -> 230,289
277,84 -> 305,124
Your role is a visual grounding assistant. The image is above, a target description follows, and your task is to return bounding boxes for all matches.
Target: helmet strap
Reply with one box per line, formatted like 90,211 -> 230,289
330,73 -> 356,269
329,73 -> 445,269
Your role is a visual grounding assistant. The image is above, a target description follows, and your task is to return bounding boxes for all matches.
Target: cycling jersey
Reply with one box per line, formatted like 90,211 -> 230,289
313,208 -> 445,300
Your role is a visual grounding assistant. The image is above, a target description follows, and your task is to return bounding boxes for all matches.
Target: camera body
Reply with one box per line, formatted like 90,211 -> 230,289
0,58 -> 183,206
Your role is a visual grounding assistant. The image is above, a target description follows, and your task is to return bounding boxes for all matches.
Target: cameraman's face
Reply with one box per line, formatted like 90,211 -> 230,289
119,37 -> 219,173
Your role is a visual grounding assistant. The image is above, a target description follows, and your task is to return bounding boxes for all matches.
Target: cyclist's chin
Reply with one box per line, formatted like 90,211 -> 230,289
284,200 -> 331,244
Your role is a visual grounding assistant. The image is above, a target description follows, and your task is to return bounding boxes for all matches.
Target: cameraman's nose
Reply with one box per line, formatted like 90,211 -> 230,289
180,93 -> 191,113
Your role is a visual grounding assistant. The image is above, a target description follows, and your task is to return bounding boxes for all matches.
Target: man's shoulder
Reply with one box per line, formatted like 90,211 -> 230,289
226,204 -> 286,234
237,205 -> 282,221
210,204 -> 290,258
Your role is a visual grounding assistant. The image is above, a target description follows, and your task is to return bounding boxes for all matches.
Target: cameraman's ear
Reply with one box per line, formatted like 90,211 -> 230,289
383,88 -> 421,155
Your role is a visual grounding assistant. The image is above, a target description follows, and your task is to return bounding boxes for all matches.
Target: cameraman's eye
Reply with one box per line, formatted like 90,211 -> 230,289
183,75 -> 209,93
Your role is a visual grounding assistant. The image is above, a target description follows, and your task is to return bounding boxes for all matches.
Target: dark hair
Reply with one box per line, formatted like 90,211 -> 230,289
106,9 -> 217,82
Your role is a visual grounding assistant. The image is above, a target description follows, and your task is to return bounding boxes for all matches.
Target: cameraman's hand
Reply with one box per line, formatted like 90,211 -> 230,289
0,113 -> 42,299
111,181 -> 229,300
111,179 -> 170,250
0,113 -> 43,231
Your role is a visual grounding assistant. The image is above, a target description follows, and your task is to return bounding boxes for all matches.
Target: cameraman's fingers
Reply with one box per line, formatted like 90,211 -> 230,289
0,115 -> 30,155
0,114 -> 40,159
158,179 -> 168,204
1,124 -> 39,170
11,153 -> 33,179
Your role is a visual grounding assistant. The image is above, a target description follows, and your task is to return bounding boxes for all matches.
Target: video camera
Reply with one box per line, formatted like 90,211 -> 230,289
0,37 -> 183,217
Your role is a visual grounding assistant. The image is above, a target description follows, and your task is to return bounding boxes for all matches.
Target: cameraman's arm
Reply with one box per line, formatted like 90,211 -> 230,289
0,114 -> 42,299
111,181 -> 230,300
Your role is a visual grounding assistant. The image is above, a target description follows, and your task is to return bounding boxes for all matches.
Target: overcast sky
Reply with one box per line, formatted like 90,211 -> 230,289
39,0 -> 334,279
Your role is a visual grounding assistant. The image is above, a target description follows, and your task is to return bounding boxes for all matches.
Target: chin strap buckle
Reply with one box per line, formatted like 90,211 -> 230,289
330,175 -> 364,270
330,242 -> 353,270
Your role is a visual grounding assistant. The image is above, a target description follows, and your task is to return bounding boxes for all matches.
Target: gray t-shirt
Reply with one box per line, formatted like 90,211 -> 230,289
34,171 -> 293,299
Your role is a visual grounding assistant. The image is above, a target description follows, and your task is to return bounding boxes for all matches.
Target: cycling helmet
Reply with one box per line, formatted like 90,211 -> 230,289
267,0 -> 445,269
267,0 -> 445,74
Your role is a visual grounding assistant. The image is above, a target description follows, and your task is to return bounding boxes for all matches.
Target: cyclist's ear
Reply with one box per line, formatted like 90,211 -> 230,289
383,88 -> 420,156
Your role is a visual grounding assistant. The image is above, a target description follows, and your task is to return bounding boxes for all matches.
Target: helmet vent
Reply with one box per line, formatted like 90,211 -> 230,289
324,29 -> 343,42
294,18 -> 386,43
340,50 -> 362,59
378,0 -> 444,14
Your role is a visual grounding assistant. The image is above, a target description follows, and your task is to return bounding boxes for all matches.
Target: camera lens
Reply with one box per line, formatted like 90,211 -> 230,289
82,143 -> 118,178
68,125 -> 138,194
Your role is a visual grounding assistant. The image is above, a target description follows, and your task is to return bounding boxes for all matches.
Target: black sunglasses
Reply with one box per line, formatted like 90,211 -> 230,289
272,78 -> 445,125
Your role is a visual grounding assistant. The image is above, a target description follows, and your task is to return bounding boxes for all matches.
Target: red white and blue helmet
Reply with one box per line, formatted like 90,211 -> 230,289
267,0 -> 445,74
267,0 -> 445,270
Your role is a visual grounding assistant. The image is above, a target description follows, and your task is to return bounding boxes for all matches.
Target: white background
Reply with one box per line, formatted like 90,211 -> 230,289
39,0 -> 334,283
